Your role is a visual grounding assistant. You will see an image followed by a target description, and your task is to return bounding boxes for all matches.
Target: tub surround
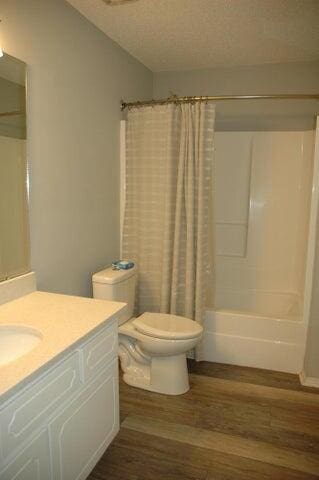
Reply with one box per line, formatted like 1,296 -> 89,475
199,129 -> 315,374
214,131 -> 314,300
0,290 -> 126,402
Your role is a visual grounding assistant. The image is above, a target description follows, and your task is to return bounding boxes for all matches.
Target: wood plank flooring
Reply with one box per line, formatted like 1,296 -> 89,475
88,361 -> 319,479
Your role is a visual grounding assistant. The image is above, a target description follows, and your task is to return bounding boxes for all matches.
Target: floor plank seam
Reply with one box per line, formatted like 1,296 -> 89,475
123,414 -> 319,476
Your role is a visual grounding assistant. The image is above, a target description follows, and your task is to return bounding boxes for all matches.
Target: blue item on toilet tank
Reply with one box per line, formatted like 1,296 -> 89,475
112,260 -> 135,270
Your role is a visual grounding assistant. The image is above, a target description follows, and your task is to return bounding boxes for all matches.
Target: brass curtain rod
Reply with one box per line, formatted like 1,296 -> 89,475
121,94 -> 319,110
0,110 -> 26,117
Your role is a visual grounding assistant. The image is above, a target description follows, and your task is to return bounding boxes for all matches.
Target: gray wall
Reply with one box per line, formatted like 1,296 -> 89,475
154,62 -> 319,130
1,0 -> 152,296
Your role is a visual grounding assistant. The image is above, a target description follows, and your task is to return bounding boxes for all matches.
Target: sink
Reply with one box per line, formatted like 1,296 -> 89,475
0,325 -> 42,366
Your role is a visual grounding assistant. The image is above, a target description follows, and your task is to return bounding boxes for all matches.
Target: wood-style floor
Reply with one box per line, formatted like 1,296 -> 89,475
88,361 -> 319,479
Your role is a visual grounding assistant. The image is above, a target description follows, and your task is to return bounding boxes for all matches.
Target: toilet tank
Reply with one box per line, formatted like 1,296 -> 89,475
92,265 -> 137,325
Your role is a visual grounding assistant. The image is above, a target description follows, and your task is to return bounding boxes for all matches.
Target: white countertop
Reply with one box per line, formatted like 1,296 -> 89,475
0,291 -> 126,402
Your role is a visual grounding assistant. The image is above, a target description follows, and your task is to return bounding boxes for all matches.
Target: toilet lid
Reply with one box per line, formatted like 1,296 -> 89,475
132,312 -> 203,340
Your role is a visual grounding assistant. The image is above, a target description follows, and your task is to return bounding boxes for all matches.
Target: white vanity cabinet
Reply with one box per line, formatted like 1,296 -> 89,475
0,319 -> 119,480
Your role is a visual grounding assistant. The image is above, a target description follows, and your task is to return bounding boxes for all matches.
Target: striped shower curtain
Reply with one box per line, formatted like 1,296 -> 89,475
122,102 -> 215,358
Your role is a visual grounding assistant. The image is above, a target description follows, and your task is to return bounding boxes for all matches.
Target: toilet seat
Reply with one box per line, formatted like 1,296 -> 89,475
132,312 -> 202,340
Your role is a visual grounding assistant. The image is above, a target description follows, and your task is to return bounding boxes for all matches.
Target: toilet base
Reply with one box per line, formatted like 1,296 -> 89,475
119,336 -> 190,395
123,354 -> 189,395
122,354 -> 189,395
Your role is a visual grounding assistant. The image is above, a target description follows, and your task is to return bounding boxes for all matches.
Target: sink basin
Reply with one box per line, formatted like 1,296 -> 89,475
0,325 -> 42,366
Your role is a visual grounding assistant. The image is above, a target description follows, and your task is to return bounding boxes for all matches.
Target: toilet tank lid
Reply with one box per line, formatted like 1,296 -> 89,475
92,265 -> 137,285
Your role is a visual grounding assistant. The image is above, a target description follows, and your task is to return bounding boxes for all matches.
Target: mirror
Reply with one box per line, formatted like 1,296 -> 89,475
0,53 -> 29,282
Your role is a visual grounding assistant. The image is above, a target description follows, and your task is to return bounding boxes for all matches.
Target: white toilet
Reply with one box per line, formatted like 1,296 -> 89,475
92,265 -> 203,395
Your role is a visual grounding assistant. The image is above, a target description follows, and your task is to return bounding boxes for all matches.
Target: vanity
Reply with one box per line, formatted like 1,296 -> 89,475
0,273 -> 125,480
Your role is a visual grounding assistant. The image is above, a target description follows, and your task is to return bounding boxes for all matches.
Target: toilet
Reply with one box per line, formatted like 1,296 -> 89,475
92,265 -> 203,395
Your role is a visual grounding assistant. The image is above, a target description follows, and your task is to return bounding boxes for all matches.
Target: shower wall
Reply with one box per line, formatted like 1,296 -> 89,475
202,129 -> 315,372
213,130 -> 315,318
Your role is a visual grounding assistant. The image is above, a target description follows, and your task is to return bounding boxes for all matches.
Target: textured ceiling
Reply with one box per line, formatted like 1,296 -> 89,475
67,0 -> 319,72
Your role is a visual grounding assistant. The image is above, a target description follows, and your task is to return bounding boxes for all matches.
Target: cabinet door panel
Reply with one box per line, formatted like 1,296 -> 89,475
0,352 -> 81,460
80,322 -> 117,382
0,430 -> 51,480
50,359 -> 119,480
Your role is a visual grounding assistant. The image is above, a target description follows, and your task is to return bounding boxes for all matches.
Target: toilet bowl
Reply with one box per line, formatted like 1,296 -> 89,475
92,266 -> 203,395
119,312 -> 202,395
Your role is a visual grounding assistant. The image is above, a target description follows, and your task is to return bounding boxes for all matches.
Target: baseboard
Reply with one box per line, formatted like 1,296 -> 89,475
299,370 -> 319,388
202,331 -> 303,373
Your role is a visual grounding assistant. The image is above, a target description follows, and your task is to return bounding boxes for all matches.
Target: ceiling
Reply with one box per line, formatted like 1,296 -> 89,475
66,0 -> 319,72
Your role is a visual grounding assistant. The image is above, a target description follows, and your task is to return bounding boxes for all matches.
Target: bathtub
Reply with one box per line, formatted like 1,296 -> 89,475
202,290 -> 306,373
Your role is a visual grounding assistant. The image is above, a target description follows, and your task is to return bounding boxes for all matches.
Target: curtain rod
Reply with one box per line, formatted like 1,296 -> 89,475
121,94 -> 319,110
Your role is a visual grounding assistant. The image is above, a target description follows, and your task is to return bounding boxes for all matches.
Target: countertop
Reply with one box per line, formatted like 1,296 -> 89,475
0,291 -> 126,403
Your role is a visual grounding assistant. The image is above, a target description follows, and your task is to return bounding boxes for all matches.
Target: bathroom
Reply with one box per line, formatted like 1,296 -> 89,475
0,0 -> 319,478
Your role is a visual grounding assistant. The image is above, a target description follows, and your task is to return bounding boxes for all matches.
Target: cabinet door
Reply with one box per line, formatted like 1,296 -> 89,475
0,429 -> 51,480
80,321 -> 117,382
50,359 -> 119,480
0,352 -> 81,461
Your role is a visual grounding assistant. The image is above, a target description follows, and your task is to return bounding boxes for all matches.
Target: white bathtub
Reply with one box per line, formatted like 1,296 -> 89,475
202,290 -> 306,373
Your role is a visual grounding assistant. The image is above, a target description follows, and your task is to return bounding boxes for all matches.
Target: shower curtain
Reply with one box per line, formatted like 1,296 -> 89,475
122,102 -> 215,359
